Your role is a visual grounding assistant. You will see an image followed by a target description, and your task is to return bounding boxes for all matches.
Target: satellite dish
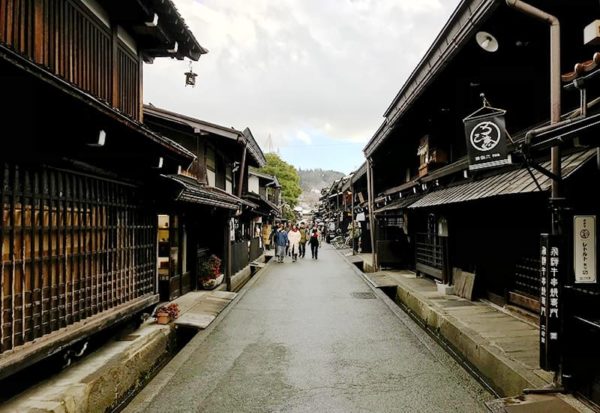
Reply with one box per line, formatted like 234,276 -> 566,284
476,31 -> 499,52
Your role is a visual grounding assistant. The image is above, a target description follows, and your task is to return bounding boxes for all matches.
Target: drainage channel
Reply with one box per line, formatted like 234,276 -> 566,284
377,285 -> 502,399
111,324 -> 198,413
0,316 -> 199,411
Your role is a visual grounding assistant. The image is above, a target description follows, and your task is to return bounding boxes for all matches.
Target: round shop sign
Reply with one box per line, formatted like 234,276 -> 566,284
580,228 -> 590,239
470,121 -> 501,151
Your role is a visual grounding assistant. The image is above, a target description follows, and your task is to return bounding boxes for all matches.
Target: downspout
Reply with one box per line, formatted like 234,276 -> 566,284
507,0 -> 565,385
237,142 -> 248,198
506,0 -> 561,219
366,158 -> 378,270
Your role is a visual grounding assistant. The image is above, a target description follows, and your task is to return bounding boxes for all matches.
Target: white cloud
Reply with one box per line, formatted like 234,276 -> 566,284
295,130 -> 312,145
144,0 -> 460,168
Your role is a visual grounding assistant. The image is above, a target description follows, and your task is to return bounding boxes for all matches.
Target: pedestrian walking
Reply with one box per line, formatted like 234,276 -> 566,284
299,222 -> 308,258
269,224 -> 278,250
288,224 -> 301,262
309,228 -> 320,260
273,225 -> 288,263
262,223 -> 272,250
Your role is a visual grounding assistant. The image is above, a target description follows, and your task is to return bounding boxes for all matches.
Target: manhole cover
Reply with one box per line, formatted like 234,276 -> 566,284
351,292 -> 376,299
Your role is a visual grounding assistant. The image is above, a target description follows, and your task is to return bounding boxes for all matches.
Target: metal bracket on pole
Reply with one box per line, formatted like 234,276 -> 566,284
526,160 -> 562,183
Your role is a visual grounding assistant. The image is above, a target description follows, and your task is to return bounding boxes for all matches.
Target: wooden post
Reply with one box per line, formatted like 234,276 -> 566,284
224,212 -> 232,291
366,158 -> 378,270
351,175 -> 355,255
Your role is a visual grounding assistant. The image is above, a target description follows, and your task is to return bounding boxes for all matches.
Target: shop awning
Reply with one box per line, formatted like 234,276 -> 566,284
374,195 -> 422,215
163,174 -> 241,210
409,149 -> 596,209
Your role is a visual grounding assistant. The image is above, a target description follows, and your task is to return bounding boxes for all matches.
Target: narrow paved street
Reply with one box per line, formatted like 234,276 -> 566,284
126,245 -> 492,413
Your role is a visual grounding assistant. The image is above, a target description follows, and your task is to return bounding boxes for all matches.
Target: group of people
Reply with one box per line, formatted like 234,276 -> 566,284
271,222 -> 321,263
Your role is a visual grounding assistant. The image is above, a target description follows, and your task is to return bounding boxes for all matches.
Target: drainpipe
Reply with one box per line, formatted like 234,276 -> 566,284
366,158 -> 378,270
506,0 -> 561,231
507,0 -> 566,386
237,143 -> 248,198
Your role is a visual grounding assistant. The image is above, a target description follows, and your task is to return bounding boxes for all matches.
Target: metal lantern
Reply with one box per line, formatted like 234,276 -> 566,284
185,61 -> 197,87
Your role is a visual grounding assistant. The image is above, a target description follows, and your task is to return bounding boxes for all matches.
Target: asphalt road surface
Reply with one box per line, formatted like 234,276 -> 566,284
125,245 -> 493,413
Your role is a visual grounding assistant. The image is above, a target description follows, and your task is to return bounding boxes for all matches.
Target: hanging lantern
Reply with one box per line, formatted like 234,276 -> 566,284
184,60 -> 197,87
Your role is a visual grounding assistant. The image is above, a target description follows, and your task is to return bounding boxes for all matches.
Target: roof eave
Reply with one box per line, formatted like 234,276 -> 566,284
365,0 -> 498,158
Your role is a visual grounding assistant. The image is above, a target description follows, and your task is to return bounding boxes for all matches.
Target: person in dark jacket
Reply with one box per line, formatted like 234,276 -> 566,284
309,228 -> 320,260
273,225 -> 288,263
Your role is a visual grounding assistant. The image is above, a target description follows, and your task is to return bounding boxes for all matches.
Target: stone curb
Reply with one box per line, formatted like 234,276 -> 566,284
396,286 -> 548,396
2,254 -> 273,413
1,323 -> 174,413
335,249 -> 595,412
123,255 -> 273,413
334,249 -> 547,396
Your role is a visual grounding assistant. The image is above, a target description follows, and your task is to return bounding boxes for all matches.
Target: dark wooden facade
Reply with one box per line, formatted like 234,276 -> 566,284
362,0 -> 600,405
0,0 -> 204,378
0,164 -> 155,353
0,0 -> 140,119
143,106 -> 268,298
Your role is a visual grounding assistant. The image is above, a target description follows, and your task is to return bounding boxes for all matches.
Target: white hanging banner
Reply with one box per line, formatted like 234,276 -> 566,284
574,215 -> 596,284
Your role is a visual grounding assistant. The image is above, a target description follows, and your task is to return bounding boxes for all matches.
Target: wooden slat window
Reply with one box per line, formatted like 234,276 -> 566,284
0,163 -> 156,353
117,44 -> 140,118
0,0 -> 141,120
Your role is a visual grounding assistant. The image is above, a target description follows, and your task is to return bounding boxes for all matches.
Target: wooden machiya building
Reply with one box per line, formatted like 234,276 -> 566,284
246,167 -> 282,250
143,105 -> 270,295
0,0 -> 206,379
363,0 -> 600,404
346,162 -> 372,254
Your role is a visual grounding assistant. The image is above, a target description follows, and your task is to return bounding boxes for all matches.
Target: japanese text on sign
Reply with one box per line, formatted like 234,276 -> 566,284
574,216 -> 597,284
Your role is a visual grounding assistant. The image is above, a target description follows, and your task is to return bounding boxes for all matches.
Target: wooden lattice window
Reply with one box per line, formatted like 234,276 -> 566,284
0,163 -> 155,353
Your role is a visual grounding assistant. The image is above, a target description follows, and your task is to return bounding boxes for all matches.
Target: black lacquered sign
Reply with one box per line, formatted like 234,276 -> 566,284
463,106 -> 512,171
540,233 -> 561,371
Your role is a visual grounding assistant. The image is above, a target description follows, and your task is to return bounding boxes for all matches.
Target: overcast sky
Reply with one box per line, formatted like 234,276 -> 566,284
144,0 -> 461,174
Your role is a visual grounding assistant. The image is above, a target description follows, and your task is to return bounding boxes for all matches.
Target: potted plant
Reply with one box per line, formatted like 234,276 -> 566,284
199,254 -> 223,290
154,303 -> 180,324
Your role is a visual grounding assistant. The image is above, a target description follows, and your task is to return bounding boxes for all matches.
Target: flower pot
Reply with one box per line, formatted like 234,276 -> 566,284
201,273 -> 224,290
156,312 -> 170,325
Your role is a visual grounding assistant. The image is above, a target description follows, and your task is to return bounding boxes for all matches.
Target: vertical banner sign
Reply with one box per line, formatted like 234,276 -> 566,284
539,234 -> 561,371
463,107 -> 512,171
574,215 -> 597,284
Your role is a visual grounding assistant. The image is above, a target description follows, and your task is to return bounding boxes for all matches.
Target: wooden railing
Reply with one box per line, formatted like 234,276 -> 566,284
0,0 -> 140,119
0,163 -> 155,353
415,232 -> 447,281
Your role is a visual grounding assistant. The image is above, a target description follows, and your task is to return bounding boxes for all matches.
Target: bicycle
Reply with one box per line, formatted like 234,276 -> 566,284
331,235 -> 352,249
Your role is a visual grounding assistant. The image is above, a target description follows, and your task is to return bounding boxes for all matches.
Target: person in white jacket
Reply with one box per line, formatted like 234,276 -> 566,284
287,224 -> 302,262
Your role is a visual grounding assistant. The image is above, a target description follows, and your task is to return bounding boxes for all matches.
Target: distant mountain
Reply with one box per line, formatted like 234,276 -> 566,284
298,169 -> 345,208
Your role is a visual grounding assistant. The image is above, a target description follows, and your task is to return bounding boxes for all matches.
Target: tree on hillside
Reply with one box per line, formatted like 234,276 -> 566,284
259,153 -> 302,210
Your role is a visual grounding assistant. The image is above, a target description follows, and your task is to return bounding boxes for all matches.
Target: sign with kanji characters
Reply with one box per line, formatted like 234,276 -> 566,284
463,107 -> 512,171
539,234 -> 561,371
574,215 -> 596,284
